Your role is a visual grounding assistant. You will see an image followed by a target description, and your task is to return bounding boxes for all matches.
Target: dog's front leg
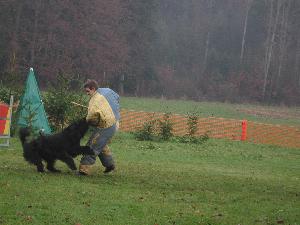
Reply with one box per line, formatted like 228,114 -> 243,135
36,161 -> 44,172
46,160 -> 61,173
31,152 -> 44,172
60,154 -> 77,171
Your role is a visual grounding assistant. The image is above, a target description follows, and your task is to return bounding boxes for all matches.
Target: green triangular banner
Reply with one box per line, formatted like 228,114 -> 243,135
17,68 -> 51,134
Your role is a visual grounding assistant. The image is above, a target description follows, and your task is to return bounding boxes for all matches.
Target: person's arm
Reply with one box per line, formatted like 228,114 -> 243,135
86,100 -> 100,126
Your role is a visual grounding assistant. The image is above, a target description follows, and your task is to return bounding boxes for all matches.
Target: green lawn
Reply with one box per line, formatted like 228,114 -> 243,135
121,97 -> 300,126
0,132 -> 299,225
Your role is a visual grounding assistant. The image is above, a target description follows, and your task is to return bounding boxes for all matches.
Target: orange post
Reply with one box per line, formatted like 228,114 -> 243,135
241,120 -> 247,141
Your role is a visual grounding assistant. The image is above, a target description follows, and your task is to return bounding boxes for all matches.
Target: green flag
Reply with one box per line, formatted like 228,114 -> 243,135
17,68 -> 51,134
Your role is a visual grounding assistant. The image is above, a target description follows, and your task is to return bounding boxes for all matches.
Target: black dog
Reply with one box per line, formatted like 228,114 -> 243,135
19,118 -> 94,173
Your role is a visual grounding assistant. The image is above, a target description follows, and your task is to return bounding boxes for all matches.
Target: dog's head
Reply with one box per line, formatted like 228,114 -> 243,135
19,127 -> 31,144
63,118 -> 89,140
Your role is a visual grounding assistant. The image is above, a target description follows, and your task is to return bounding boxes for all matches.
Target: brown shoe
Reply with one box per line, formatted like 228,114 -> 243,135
79,164 -> 90,175
76,171 -> 88,176
104,165 -> 115,173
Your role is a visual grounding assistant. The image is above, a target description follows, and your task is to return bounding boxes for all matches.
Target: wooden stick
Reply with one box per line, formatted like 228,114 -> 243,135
71,101 -> 88,108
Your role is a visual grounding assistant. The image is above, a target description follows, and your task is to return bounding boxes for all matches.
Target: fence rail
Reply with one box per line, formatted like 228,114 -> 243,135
119,109 -> 300,149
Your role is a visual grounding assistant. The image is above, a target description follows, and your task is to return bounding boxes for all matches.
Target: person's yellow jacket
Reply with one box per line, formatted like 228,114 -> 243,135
86,92 -> 116,128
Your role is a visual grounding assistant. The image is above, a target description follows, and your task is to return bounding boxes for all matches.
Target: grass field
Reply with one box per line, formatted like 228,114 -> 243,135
0,131 -> 299,225
121,97 -> 300,126
1,97 -> 300,224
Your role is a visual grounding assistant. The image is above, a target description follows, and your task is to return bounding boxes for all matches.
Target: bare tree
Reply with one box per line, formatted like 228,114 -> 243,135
274,0 -> 291,91
240,0 -> 253,64
263,0 -> 281,100
30,0 -> 42,66
202,0 -> 214,74
8,1 -> 23,73
295,36 -> 300,87
293,3 -> 300,87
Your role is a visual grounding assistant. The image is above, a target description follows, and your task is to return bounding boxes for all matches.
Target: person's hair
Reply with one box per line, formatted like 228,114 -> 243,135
83,79 -> 98,90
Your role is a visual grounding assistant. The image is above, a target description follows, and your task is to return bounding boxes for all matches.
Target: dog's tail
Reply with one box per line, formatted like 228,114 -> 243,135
19,127 -> 31,145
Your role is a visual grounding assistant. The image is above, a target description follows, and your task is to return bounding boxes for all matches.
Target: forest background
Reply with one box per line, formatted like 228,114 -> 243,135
1,0 -> 300,105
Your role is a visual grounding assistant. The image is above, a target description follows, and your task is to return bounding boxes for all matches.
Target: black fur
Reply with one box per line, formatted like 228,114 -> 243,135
19,118 -> 94,173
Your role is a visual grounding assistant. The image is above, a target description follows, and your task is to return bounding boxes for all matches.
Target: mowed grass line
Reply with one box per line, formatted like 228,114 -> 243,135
121,97 -> 300,126
0,132 -> 299,225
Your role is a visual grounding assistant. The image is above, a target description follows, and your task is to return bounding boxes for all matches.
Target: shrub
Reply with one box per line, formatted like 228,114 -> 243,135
43,73 -> 87,131
158,112 -> 173,141
176,112 -> 209,144
134,113 -> 174,142
0,70 -> 23,104
0,84 -> 21,104
187,112 -> 199,137
134,120 -> 156,141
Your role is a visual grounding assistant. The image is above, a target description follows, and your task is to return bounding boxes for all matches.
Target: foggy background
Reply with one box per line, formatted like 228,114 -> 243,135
0,0 -> 300,105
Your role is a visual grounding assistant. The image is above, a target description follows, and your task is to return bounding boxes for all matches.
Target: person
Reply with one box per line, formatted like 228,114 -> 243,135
78,79 -> 120,175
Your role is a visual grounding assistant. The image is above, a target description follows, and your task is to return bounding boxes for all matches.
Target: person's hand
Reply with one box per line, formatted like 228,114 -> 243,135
86,115 -> 100,126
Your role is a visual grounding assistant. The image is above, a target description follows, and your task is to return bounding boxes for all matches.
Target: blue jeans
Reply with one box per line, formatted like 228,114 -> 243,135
80,124 -> 117,168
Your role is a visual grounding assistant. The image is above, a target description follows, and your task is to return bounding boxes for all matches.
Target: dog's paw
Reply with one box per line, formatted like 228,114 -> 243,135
47,168 -> 61,173
37,167 -> 45,173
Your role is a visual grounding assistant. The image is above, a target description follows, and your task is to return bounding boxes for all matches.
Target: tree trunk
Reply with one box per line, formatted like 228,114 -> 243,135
295,40 -> 300,87
275,0 -> 291,92
262,0 -> 281,100
240,0 -> 253,64
119,74 -> 125,95
202,0 -> 214,75
30,0 -> 41,66
203,31 -> 210,73
9,1 -> 23,72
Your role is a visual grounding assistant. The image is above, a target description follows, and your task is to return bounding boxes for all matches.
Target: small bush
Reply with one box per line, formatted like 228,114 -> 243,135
134,113 -> 174,142
43,73 -> 87,131
133,111 -> 209,144
134,120 -> 156,141
187,112 -> 198,137
158,113 -> 173,141
176,112 -> 209,144
0,70 -> 23,104
0,85 -> 22,104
